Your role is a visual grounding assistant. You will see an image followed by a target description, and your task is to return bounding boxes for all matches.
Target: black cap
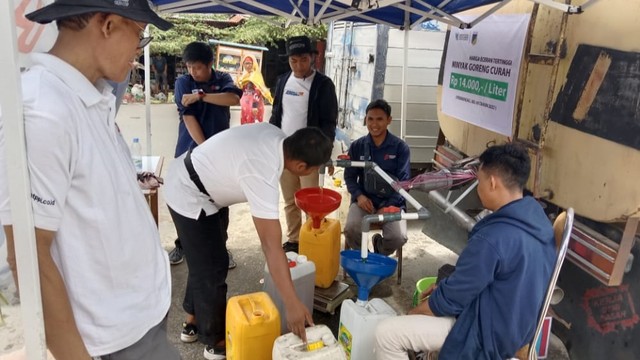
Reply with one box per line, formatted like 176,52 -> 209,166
284,36 -> 318,57
26,0 -> 173,31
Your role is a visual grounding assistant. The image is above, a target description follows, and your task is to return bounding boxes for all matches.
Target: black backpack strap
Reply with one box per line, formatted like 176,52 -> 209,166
184,150 -> 212,200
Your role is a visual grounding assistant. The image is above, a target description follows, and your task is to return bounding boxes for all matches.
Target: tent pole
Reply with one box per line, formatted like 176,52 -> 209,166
310,0 -> 315,24
144,26 -> 152,156
400,0 -> 410,141
0,1 -> 47,359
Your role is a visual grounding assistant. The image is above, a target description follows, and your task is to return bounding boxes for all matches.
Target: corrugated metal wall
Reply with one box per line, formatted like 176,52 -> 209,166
326,22 -> 379,153
385,28 -> 446,165
326,21 -> 446,165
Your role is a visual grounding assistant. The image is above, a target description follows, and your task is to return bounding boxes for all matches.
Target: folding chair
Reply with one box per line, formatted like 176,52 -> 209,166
513,208 -> 574,360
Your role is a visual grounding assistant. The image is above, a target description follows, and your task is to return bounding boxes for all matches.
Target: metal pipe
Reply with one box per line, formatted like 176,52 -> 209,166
444,179 -> 477,214
326,159 -> 429,214
567,249 -> 611,279
427,191 -> 476,232
370,163 -> 426,212
323,159 -> 432,259
359,211 -> 430,259
361,214 -> 383,259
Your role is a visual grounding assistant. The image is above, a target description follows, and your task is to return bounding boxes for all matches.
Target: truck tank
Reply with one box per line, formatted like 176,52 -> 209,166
433,0 -> 640,358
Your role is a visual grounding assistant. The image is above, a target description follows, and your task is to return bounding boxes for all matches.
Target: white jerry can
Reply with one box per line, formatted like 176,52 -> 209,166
263,252 -> 316,334
338,298 -> 397,360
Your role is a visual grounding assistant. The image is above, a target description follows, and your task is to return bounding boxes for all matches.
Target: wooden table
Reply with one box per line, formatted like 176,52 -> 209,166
140,156 -> 164,226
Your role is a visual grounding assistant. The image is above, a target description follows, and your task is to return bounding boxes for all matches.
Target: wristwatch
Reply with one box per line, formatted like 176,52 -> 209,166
197,89 -> 205,100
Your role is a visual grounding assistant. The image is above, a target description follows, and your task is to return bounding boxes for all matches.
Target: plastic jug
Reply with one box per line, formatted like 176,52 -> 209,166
299,217 -> 341,288
338,298 -> 397,360
272,324 -> 347,360
263,252 -> 316,333
226,292 -> 280,360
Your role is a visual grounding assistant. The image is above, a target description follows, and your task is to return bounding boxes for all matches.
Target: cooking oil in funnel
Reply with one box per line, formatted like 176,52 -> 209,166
340,250 -> 397,301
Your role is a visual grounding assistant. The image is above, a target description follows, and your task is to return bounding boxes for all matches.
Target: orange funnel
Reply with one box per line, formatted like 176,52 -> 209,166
295,187 -> 342,228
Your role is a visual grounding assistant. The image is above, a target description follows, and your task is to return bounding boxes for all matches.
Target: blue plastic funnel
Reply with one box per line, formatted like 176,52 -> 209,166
341,250 -> 397,301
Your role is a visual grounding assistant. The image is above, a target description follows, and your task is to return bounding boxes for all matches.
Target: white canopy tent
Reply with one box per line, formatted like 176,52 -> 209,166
0,0 -> 596,358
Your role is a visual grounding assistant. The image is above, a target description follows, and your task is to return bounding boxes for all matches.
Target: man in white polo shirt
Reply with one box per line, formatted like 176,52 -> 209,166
0,1 -> 179,359
164,123 -> 332,359
269,36 -> 338,253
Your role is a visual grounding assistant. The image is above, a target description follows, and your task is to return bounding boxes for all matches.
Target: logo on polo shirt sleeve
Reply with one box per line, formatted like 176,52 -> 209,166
31,193 -> 56,206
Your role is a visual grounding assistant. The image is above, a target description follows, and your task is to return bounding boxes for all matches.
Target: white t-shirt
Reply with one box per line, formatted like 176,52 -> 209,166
0,54 -> 171,356
280,71 -> 316,136
164,123 -> 285,220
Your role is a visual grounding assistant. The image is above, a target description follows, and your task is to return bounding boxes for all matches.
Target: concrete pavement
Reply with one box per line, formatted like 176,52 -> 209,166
1,102 -> 568,359
113,103 -> 459,359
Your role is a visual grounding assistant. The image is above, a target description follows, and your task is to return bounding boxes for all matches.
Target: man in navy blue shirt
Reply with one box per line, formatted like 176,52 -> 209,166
173,42 -> 242,157
344,99 -> 410,255
168,42 -> 241,266
374,143 -> 556,359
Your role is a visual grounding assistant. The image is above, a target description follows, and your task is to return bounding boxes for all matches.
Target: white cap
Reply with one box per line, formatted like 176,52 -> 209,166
296,255 -> 308,263
285,251 -> 298,261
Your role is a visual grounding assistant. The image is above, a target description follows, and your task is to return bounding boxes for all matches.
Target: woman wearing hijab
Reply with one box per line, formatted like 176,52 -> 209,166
237,54 -> 273,124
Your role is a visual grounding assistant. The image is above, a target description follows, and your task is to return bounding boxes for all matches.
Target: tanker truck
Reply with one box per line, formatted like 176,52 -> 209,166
429,0 -> 639,358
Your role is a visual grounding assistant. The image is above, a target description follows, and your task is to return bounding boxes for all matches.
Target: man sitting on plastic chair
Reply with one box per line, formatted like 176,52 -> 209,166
343,99 -> 411,255
374,143 -> 556,359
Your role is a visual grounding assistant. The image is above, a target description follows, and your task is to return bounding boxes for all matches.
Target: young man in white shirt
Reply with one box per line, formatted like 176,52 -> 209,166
163,123 -> 332,359
269,36 -> 338,253
1,1 -> 178,359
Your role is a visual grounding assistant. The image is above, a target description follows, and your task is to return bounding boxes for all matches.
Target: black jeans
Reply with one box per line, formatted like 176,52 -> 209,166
174,206 -> 229,248
168,207 -> 229,346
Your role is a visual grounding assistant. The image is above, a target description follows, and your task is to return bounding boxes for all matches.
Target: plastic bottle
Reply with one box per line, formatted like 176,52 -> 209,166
131,137 -> 142,171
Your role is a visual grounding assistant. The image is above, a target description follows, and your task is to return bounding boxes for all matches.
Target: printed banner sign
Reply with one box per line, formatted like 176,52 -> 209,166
441,14 -> 531,136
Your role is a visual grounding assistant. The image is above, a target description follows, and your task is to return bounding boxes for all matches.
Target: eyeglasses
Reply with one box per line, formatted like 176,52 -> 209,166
131,21 -> 153,49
